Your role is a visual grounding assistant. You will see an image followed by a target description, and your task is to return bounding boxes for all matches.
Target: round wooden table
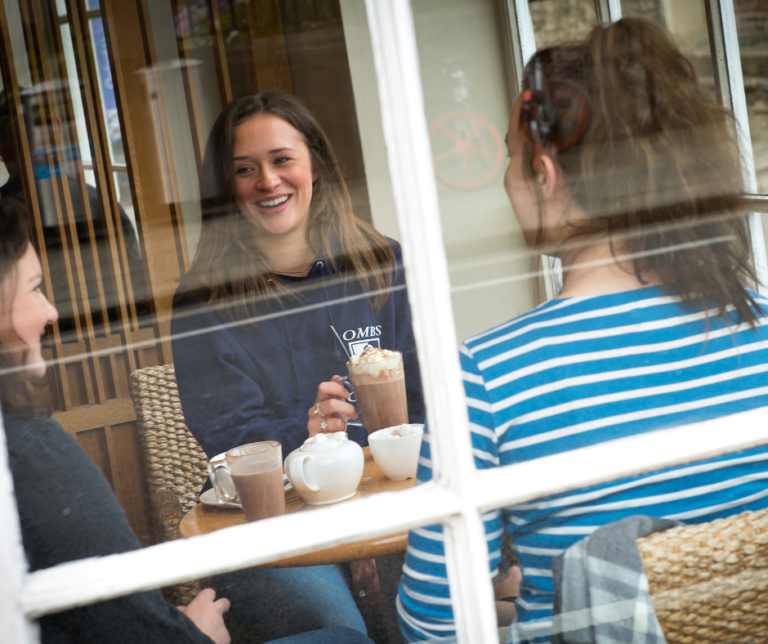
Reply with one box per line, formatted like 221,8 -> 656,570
178,447 -> 414,568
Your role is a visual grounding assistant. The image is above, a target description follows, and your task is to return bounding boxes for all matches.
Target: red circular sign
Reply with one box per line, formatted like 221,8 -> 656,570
430,111 -> 504,189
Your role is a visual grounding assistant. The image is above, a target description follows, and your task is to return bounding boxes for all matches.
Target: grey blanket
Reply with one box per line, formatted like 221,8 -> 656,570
550,515 -> 680,644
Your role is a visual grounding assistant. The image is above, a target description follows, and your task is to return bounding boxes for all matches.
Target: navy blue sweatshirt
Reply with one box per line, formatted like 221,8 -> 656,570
171,241 -> 425,460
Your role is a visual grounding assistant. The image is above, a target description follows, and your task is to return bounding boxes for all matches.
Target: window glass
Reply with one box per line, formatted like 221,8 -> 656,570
530,0 -> 597,48
412,0 -> 538,340
3,1 -> 768,643
398,3 -> 768,644
621,0 -> 716,90
344,0 -> 541,343
736,0 -> 768,193
0,1 -> 428,642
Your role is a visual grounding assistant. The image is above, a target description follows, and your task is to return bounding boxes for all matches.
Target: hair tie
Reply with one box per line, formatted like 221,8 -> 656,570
521,57 -> 589,155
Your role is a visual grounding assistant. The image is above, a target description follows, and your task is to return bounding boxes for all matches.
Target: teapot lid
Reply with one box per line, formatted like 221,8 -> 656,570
299,431 -> 348,453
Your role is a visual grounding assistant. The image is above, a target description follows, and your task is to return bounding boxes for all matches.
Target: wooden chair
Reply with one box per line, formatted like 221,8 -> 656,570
639,508 -> 768,643
129,363 -> 209,605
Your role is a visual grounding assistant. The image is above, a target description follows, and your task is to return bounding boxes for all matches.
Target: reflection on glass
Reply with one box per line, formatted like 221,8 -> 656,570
1,0 -> 426,639
736,0 -> 768,192
397,16 -> 768,644
621,0 -> 715,86
530,0 -> 597,49
407,0 -> 539,343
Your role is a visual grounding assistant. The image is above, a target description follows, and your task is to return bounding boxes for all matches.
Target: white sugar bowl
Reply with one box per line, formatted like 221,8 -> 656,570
284,432 -> 364,505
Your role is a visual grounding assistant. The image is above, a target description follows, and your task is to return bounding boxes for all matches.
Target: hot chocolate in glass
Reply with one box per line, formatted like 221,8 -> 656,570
346,348 -> 409,434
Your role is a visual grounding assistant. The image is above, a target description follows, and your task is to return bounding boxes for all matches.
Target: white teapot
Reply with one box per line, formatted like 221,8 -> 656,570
284,432 -> 364,505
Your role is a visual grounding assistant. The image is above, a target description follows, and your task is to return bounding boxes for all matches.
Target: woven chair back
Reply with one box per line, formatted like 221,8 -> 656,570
130,364 -> 208,514
640,508 -> 768,643
129,364 -> 209,605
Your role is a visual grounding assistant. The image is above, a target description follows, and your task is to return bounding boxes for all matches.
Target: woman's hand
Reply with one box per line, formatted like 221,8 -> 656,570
494,565 -> 522,627
307,376 -> 358,437
179,588 -> 231,644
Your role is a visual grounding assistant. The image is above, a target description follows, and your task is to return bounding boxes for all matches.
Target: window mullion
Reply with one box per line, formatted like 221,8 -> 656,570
444,511 -> 499,643
503,0 -> 562,299
470,405 -> 768,514
22,484 -> 460,618
0,416 -> 40,644
501,0 -> 536,96
362,0 -> 476,496
363,0 -> 494,640
706,0 -> 768,294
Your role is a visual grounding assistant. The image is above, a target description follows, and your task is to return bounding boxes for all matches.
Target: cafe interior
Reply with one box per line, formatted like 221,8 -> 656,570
2,0 -> 768,643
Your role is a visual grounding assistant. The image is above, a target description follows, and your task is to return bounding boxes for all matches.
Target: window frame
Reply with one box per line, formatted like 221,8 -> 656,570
1,1 -> 768,643
706,0 -> 768,293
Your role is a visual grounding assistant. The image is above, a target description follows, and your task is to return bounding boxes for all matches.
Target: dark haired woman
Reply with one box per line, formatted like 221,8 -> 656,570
171,90 -> 424,459
171,92 -> 424,641
397,18 -> 768,643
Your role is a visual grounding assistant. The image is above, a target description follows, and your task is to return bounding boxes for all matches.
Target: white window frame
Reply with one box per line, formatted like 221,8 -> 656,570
2,1 -> 768,642
705,0 -> 768,293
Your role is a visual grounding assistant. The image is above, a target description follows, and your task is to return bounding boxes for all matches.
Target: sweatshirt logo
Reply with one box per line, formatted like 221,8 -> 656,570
342,325 -> 382,356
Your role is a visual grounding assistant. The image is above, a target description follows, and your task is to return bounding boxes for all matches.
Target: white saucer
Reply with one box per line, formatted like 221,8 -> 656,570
200,488 -> 241,508
199,475 -> 293,508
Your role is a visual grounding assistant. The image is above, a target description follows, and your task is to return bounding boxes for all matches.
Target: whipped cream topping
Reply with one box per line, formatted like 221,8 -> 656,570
371,424 -> 422,440
347,348 -> 403,381
349,348 -> 398,365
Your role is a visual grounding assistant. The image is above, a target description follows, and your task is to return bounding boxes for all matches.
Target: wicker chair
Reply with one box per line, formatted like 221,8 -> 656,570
129,364 -> 209,605
639,508 -> 768,643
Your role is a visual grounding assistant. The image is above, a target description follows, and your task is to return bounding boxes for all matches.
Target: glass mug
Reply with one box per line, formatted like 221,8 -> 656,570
207,452 -> 238,504
212,441 -> 286,522
338,350 -> 409,435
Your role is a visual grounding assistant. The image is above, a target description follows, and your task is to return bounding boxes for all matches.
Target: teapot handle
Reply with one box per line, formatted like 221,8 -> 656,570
288,454 -> 320,492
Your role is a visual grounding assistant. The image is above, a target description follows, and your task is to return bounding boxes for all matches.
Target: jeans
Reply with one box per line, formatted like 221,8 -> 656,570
213,564 -> 367,644
269,627 -> 374,644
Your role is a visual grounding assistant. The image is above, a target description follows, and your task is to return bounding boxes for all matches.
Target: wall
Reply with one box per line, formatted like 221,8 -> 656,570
340,0 -> 537,345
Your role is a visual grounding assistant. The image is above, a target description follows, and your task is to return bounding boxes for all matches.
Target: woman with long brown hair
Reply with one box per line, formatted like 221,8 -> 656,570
172,90 -> 424,460
0,199 -> 235,643
398,18 -> 768,643
171,91 -> 424,642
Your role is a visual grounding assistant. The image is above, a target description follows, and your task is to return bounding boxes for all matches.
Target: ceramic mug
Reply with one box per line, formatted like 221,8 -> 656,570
368,424 -> 424,481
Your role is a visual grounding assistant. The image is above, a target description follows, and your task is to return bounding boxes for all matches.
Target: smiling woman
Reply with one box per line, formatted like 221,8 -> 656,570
169,91 -> 425,643
0,199 -> 235,644
232,114 -> 318,247
6,245 -> 58,382
171,89 -> 425,461
0,200 -> 57,410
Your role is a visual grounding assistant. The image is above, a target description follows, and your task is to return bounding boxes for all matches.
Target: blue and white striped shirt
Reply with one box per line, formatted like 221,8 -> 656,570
397,286 -> 768,643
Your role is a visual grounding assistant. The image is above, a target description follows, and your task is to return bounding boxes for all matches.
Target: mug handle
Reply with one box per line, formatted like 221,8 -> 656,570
212,461 -> 238,502
289,454 -> 320,492
337,376 -> 364,428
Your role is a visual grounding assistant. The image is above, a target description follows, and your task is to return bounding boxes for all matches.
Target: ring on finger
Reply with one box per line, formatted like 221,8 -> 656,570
320,419 -> 328,431
314,402 -> 326,417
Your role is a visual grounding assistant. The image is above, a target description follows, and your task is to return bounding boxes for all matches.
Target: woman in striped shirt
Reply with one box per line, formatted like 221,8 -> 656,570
398,17 -> 768,643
